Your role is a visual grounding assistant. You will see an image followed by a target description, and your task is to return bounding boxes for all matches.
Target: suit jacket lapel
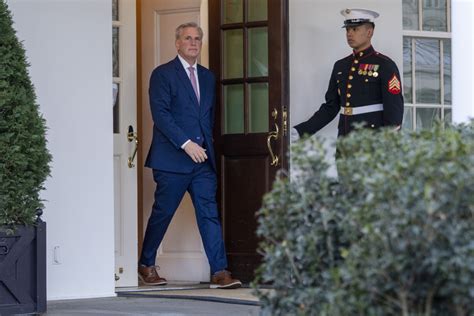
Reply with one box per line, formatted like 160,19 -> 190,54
173,57 -> 200,110
197,66 -> 209,115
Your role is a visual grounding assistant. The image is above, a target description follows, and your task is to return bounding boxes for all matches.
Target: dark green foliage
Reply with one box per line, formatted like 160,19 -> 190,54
0,0 -> 51,226
254,122 -> 474,316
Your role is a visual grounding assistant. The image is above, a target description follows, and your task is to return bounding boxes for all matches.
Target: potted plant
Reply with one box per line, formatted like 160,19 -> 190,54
0,0 -> 51,314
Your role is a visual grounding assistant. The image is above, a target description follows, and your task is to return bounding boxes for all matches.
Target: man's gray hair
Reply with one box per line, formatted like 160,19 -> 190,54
175,22 -> 203,40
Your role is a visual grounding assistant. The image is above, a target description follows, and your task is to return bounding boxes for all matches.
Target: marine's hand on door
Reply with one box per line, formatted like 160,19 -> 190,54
184,141 -> 208,163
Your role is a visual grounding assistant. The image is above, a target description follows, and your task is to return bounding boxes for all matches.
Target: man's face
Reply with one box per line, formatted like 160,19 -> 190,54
175,27 -> 202,63
345,24 -> 373,51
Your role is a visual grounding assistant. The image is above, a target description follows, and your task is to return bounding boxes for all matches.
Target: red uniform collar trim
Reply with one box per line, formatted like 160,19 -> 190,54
352,45 -> 376,59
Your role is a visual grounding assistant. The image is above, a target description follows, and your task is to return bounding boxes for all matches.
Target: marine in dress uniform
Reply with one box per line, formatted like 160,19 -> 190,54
293,9 -> 404,139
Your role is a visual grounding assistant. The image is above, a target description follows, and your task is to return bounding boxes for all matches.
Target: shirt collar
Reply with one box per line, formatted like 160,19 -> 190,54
177,54 -> 197,70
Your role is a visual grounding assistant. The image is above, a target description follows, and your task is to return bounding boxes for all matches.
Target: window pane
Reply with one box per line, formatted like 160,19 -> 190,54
403,0 -> 419,30
444,39 -> 451,105
415,39 -> 440,104
224,84 -> 244,134
248,27 -> 268,77
403,37 -> 413,103
416,107 -> 441,130
248,0 -> 267,22
113,83 -> 120,134
112,0 -> 119,21
249,83 -> 269,133
113,27 -> 119,77
223,0 -> 243,24
223,29 -> 243,79
444,108 -> 452,124
403,106 -> 413,130
423,0 -> 447,31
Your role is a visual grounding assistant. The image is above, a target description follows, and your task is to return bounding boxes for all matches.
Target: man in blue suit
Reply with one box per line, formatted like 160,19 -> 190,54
138,22 -> 241,289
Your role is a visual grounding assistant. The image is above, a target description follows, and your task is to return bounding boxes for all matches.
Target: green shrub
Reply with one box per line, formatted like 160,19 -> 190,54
0,0 -> 51,226
254,122 -> 474,316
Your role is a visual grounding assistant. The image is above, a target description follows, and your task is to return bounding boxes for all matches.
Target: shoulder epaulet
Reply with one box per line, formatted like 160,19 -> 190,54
374,51 -> 393,62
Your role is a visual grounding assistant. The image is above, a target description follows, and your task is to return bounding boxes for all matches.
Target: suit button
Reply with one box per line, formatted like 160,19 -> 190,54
196,136 -> 201,140
351,67 -> 356,71
371,124 -> 375,128
349,75 -> 353,80
346,102 -> 350,106
346,93 -> 351,98
354,60 -> 359,64
348,84 -> 352,89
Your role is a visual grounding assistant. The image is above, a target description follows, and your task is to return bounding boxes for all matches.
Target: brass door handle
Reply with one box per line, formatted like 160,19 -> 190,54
267,123 -> 279,166
127,125 -> 138,168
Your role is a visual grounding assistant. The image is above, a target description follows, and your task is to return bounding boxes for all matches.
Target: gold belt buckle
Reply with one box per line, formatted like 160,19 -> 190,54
344,107 -> 353,115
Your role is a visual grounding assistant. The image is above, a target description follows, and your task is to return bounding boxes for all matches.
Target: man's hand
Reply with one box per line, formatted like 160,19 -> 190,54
184,141 -> 208,163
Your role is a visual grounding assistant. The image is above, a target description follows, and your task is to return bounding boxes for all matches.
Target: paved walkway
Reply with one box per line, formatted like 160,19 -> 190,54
45,296 -> 260,316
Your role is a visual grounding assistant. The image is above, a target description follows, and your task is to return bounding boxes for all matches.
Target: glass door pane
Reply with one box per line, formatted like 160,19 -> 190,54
223,29 -> 243,79
248,0 -> 267,22
224,84 -> 244,134
416,107 -> 441,130
248,27 -> 268,77
113,27 -> 120,77
112,0 -> 119,21
422,0 -> 447,31
249,83 -> 269,133
402,0 -> 419,30
403,37 -> 412,103
444,39 -> 451,105
444,108 -> 452,123
415,39 -> 440,104
113,83 -> 120,133
223,0 -> 243,24
402,106 -> 413,130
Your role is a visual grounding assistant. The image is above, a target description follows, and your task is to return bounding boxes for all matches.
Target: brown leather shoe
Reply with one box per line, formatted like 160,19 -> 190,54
138,265 -> 167,286
210,270 -> 242,289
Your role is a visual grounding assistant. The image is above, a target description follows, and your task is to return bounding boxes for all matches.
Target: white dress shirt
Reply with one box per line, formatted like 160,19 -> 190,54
177,54 -> 200,149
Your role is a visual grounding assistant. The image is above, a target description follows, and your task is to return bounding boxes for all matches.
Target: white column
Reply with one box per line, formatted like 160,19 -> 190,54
452,0 -> 474,123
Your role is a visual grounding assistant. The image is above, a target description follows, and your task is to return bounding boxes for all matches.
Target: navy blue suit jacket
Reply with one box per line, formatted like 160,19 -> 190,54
145,56 -> 216,173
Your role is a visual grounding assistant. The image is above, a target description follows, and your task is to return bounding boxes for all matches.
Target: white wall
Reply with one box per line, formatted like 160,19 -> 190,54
7,0 -> 115,300
452,0 -> 474,123
290,0 -> 403,174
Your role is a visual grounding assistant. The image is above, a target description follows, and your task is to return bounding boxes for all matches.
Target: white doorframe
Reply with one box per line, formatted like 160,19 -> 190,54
140,0 -> 210,282
114,0 -> 138,287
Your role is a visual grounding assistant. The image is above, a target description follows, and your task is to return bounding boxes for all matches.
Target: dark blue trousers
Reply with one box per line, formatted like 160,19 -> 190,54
139,161 -> 228,274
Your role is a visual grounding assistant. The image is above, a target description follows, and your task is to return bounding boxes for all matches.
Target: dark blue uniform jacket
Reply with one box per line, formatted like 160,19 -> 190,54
295,46 -> 404,137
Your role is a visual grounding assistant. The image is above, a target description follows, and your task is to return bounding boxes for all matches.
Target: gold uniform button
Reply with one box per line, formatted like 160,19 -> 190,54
349,75 -> 353,80
359,52 -> 364,57
346,102 -> 350,106
348,84 -> 352,89
354,60 -> 359,64
346,93 -> 351,98
351,67 -> 356,71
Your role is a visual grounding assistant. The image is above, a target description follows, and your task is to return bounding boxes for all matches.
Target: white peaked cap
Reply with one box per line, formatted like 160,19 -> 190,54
340,8 -> 379,27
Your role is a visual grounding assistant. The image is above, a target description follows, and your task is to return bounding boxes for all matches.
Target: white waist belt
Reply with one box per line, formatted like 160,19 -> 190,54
341,103 -> 383,116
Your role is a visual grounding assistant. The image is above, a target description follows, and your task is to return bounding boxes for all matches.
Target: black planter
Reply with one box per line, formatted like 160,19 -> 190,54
0,217 -> 46,315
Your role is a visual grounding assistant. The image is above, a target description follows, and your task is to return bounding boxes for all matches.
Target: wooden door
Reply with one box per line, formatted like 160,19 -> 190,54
209,0 -> 289,282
